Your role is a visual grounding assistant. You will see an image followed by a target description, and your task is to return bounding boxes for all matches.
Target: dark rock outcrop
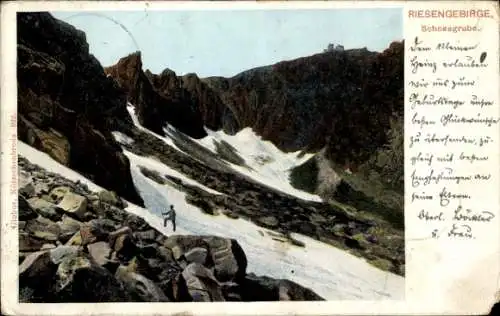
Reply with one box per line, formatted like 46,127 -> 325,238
17,12 -> 143,206
240,273 -> 325,301
104,53 -> 209,138
19,196 -> 38,221
204,44 -> 403,164
104,51 -> 241,138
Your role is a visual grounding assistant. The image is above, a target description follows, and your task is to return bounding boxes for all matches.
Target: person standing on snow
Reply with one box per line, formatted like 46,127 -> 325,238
162,205 -> 176,232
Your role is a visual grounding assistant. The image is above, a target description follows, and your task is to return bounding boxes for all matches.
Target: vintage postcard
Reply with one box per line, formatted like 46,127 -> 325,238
1,1 -> 498,315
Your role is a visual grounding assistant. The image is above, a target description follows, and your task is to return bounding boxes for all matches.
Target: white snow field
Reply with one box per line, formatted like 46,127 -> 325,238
125,105 -> 322,202
18,139 -> 404,300
198,127 -> 323,202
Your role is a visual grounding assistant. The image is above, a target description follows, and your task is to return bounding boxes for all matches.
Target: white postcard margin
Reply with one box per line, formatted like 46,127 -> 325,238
404,1 -> 499,314
1,1 -> 499,315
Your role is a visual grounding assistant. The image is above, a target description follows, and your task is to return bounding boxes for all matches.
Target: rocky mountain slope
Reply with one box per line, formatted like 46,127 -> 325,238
16,12 -> 405,302
106,43 -> 403,165
104,53 -> 234,138
105,36 -> 404,230
17,12 -> 143,206
18,156 -> 323,302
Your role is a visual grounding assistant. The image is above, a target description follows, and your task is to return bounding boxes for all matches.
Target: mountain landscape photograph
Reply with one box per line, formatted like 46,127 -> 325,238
17,8 -> 404,303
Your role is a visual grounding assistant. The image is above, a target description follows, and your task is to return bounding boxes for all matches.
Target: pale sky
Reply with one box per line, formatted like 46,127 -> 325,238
51,9 -> 402,78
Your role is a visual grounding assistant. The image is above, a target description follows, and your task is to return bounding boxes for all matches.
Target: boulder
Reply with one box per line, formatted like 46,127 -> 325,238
276,279 -> 325,301
186,195 -> 217,215
240,273 -> 324,301
19,246 -> 81,302
287,234 -> 306,248
57,215 -> 83,243
25,216 -> 61,242
82,211 -> 98,221
19,182 -> 35,198
108,226 -> 132,244
203,236 -> 247,282
222,210 -> 239,219
39,193 -> 53,203
98,189 -> 120,207
137,244 -> 160,259
65,231 -> 82,246
34,182 -> 51,196
295,220 -> 317,236
19,232 -> 45,252
157,246 -> 174,262
220,282 -> 242,301
87,241 -> 112,266
344,236 -> 365,250
163,235 -> 209,260
56,192 -> 88,221
184,247 -> 208,265
256,216 -> 279,229
155,234 -> 168,245
50,246 -> 81,265
27,197 -> 62,221
160,271 -> 190,301
79,219 -> 116,245
309,213 -> 327,225
19,195 -> 38,221
19,250 -> 58,302
134,229 -> 157,243
19,250 -> 54,282
113,233 -> 137,261
123,214 -> 149,231
164,236 -> 247,282
55,253 -> 131,302
120,198 -> 128,208
102,204 -> 128,223
182,262 -> 224,302
90,200 -> 103,216
49,186 -> 72,203
19,286 -> 37,303
139,166 -> 166,184
115,266 -> 169,302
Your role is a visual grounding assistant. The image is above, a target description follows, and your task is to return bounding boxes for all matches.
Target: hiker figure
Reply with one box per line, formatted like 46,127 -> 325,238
162,205 -> 176,232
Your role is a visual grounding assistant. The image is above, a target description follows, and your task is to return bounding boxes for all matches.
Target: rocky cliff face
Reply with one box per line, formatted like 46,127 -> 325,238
106,44 -> 403,168
212,44 -> 404,216
104,53 -> 235,138
17,12 -> 144,206
204,43 -> 404,169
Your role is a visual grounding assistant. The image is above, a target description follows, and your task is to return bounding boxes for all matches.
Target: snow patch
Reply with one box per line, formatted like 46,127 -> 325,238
111,131 -> 134,146
197,127 -> 321,202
